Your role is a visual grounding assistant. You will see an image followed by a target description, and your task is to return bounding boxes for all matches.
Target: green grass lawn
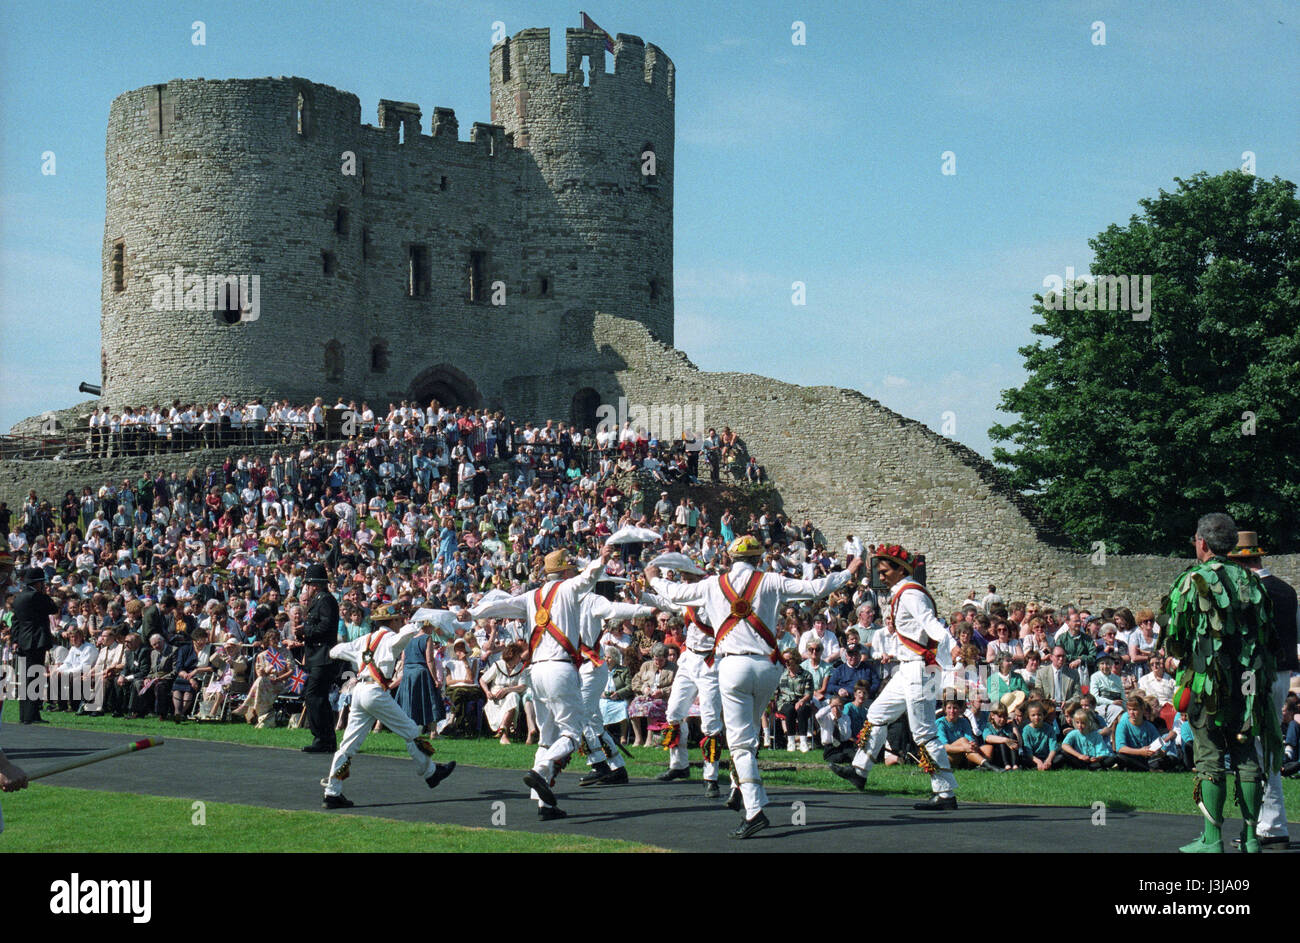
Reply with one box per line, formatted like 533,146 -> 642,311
0,784 -> 664,853
7,702 -> 1297,818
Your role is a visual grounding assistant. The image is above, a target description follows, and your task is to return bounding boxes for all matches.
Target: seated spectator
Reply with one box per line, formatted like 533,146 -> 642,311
1020,702 -> 1063,770
628,643 -> 674,747
937,697 -> 994,770
197,637 -> 250,720
131,633 -> 176,719
1137,656 -> 1176,707
980,704 -> 1020,769
1059,708 -> 1117,769
480,640 -> 527,744
442,638 -> 483,737
816,694 -> 855,763
233,629 -> 292,727
987,652 -> 1027,706
798,615 -> 841,663
1114,695 -> 1178,772
171,626 -> 217,722
600,646 -> 633,747
1088,656 -> 1126,725
801,640 -> 833,706
774,649 -> 815,752
825,643 -> 880,703
51,628 -> 97,712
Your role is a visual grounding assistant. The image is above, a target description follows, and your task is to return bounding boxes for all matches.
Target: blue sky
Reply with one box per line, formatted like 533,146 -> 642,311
2,0 -> 1297,457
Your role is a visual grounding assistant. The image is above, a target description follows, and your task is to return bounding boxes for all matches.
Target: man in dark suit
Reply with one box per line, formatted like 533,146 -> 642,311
1035,646 -> 1080,704
1228,531 -> 1297,849
299,562 -> 340,752
11,568 -> 58,724
116,632 -> 152,717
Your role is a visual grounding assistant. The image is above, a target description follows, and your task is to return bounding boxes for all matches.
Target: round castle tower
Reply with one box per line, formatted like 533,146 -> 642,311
100,25 -> 673,415
488,28 -> 675,346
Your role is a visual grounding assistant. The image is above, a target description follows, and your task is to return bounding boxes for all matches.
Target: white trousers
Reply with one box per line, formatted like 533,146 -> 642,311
529,660 -> 583,806
665,649 -> 723,780
718,654 -> 783,818
851,661 -> 957,798
1258,674 -> 1291,838
323,681 -> 435,796
578,661 -> 624,770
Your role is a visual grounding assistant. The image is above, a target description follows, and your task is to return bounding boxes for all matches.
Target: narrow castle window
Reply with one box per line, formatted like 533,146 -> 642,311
325,340 -> 344,381
468,251 -> 487,303
581,55 -> 592,87
296,92 -> 308,136
649,278 -> 661,301
361,227 -> 370,262
440,175 -> 448,191
111,240 -> 125,292
322,251 -> 337,277
371,341 -> 389,373
536,274 -> 553,298
409,245 -> 430,297
335,207 -> 349,236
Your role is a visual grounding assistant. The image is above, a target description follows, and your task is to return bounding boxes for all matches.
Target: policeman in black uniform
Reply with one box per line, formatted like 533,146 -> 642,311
11,568 -> 58,725
299,562 -> 340,752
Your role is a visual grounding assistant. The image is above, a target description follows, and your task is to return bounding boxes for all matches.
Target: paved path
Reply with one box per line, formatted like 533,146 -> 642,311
6,724 -> 1293,853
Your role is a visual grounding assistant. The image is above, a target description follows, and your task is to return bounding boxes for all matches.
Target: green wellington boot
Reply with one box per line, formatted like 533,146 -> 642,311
1237,779 -> 1263,854
1180,779 -> 1225,853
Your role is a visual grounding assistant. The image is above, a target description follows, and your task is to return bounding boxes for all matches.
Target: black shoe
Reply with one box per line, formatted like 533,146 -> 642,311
704,780 -> 720,798
322,794 -> 354,809
426,761 -> 456,789
657,767 -> 690,782
729,811 -> 770,840
302,743 -> 334,754
597,767 -> 628,786
724,788 -> 744,811
829,763 -> 867,790
913,794 -> 958,811
578,767 -> 608,787
523,770 -> 557,807
538,805 -> 568,821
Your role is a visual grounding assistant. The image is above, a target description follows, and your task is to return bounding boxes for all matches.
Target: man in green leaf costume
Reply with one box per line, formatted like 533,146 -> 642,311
1159,512 -> 1284,853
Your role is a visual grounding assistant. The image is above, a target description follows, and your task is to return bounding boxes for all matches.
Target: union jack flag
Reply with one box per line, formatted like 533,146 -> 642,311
288,665 -> 307,694
264,649 -> 287,673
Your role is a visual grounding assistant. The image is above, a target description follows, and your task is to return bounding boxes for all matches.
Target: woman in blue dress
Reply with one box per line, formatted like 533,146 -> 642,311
395,618 -> 443,735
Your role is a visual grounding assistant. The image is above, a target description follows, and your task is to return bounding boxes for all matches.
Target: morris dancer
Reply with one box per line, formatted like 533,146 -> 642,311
829,544 -> 959,809
575,577 -> 659,787
640,557 -> 725,798
647,536 -> 863,839
461,545 -> 612,820
320,605 -> 458,809
1161,514 -> 1283,853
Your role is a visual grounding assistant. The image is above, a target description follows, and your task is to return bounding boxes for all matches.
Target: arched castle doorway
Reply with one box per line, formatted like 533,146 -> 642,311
571,387 -> 602,432
409,364 -> 481,410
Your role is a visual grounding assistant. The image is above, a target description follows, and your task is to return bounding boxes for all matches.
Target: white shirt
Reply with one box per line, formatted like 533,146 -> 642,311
579,595 -> 656,649
816,702 -> 852,745
58,641 -> 99,673
889,582 -> 953,665
468,560 -> 606,663
799,626 -> 842,663
650,561 -> 854,659
330,623 -> 425,682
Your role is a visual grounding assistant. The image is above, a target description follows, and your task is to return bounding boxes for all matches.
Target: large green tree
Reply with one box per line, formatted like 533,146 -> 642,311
990,171 -> 1300,555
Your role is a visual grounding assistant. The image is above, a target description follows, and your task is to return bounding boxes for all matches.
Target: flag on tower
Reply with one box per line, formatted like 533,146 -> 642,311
580,12 -> 615,54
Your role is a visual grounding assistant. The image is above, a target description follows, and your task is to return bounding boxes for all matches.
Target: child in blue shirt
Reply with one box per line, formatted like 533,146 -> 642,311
1060,709 -> 1117,770
1114,696 -> 1174,771
937,698 -> 994,770
1020,703 -> 1062,770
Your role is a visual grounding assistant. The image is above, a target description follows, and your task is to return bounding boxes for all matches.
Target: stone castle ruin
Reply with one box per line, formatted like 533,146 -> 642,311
7,24 -> 1296,607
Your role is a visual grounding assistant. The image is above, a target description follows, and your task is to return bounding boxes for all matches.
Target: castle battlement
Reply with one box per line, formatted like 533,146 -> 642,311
490,28 -> 674,100
100,25 -> 674,414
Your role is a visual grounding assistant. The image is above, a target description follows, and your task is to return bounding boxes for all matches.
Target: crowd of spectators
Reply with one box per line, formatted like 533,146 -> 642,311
3,400 -> 1297,780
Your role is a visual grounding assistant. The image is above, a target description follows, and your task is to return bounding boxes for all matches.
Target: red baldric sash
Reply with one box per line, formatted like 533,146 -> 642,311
715,571 -> 779,663
526,581 -> 581,667
581,643 -> 604,667
360,629 -> 391,685
891,581 -> 940,666
685,606 -> 716,666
